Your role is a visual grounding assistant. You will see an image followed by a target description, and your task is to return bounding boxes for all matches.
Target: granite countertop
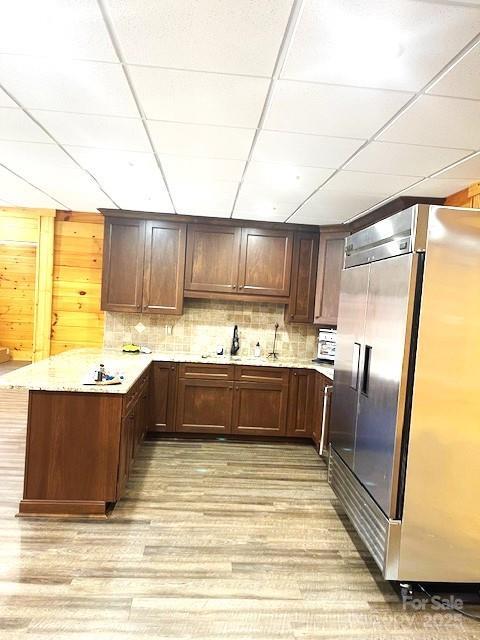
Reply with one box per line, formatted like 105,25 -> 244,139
0,348 -> 334,394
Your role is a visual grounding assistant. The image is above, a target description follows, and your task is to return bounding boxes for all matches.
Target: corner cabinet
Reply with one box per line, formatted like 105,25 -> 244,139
314,231 -> 348,326
101,217 -> 186,314
286,231 -> 319,324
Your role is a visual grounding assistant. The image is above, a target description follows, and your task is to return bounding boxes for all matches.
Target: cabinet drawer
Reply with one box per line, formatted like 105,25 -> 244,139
234,365 -> 289,385
178,363 -> 234,380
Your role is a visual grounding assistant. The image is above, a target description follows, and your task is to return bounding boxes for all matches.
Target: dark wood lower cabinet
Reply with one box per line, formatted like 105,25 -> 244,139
231,381 -> 288,436
19,362 -> 333,517
287,369 -> 315,437
175,378 -> 234,433
150,362 -> 177,431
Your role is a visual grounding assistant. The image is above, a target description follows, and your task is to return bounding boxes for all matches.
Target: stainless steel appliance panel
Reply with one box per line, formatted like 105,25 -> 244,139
353,253 -> 414,517
330,264 -> 369,468
397,206 -> 480,581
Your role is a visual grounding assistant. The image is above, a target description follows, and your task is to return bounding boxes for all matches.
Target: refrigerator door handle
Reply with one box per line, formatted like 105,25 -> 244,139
351,342 -> 361,390
361,345 -> 372,396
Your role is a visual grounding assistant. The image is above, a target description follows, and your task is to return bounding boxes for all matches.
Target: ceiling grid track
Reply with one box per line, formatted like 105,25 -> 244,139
229,0 -> 306,220
284,28 -> 480,223
97,0 -> 177,214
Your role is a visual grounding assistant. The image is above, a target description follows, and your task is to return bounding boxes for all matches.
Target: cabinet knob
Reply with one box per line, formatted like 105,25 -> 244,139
239,286 -> 243,290
232,284 -> 236,290
290,314 -> 294,319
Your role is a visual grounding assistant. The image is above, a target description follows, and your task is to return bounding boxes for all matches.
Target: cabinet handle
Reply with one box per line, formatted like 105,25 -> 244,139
235,386 -> 239,390
232,284 -> 236,290
290,314 -> 294,319
171,366 -> 175,371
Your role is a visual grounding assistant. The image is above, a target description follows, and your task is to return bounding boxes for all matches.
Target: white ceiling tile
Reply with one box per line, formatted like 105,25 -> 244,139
378,95 -> 480,149
0,0 -> 117,61
428,41 -> 480,99
32,111 -> 150,152
0,55 -> 137,116
290,190 -> 385,224
281,0 -> 480,91
233,189 -> 299,220
0,165 -> 62,208
324,170 -> 420,195
66,146 -> 174,212
264,81 -> 413,138
147,121 -> 255,160
0,88 -> 16,107
160,156 -> 245,183
243,161 -> 333,199
0,108 -> 52,143
253,130 -> 364,168
232,207 -> 291,223
402,177 -> 473,197
49,177 -> 115,211
105,0 -> 292,75
129,66 -> 269,127
169,180 -> 238,217
345,141 -> 472,177
0,140 -> 114,209
430,152 -> 480,179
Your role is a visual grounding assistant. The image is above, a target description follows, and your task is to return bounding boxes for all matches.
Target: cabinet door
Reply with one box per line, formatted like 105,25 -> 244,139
287,370 -> 315,437
286,232 -> 319,323
117,407 -> 135,499
238,228 -> 293,297
101,217 -> 145,313
143,220 -> 186,314
184,224 -> 241,294
176,379 -> 233,433
314,231 -> 347,325
232,381 -> 288,436
311,372 -> 327,447
150,362 -> 177,432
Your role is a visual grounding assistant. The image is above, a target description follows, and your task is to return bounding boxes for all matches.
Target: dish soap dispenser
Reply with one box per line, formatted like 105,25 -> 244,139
230,325 -> 240,356
254,342 -> 261,358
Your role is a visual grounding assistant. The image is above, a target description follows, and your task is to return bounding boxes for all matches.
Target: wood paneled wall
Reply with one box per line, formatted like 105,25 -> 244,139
445,182 -> 480,208
51,212 -> 104,355
0,209 -> 55,361
0,217 -> 37,360
0,209 -> 104,361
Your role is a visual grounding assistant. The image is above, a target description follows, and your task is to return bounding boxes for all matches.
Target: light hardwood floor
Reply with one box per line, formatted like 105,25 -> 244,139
0,382 -> 478,639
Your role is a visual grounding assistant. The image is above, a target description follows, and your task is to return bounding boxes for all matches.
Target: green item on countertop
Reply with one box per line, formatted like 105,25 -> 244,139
122,343 -> 140,353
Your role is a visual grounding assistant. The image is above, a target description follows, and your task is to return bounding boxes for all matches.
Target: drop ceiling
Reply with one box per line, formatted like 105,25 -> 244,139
0,0 -> 479,224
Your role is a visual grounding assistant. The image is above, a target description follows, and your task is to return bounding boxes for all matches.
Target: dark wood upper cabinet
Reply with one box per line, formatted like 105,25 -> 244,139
314,231 -> 348,326
184,224 -> 241,294
101,217 -> 145,313
286,231 -> 319,323
143,220 -> 186,314
238,228 -> 293,297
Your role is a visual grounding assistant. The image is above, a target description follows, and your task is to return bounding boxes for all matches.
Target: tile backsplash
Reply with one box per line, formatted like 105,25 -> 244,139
104,299 -> 318,359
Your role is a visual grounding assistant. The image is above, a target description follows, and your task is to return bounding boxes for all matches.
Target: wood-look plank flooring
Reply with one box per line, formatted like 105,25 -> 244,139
0,380 -> 479,638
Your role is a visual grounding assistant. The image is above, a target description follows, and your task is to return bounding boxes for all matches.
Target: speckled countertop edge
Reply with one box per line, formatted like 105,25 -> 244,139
0,348 -> 334,395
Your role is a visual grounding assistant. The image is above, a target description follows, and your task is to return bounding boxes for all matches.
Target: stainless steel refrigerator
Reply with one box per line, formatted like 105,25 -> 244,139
328,204 -> 480,582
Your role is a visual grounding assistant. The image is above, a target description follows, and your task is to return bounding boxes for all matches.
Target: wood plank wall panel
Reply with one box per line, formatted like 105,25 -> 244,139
0,243 -> 36,360
50,212 -> 105,355
445,182 -> 480,208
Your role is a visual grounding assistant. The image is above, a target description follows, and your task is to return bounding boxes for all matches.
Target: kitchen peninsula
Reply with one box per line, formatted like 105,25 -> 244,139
0,349 -> 333,518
